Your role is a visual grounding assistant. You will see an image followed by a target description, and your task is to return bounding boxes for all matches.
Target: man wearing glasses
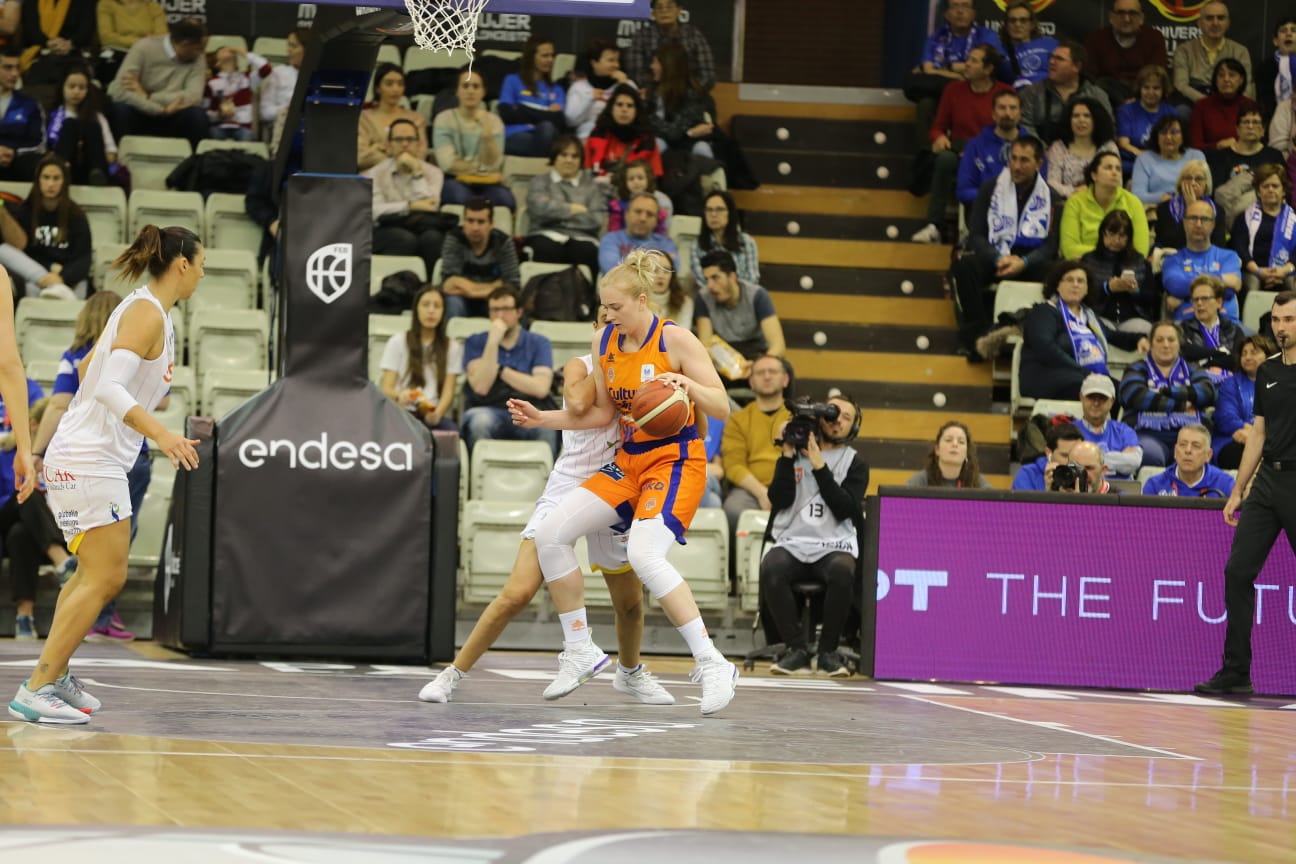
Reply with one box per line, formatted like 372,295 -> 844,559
462,286 -> 559,455
367,118 -> 446,282
1084,0 -> 1168,105
1162,199 -> 1243,321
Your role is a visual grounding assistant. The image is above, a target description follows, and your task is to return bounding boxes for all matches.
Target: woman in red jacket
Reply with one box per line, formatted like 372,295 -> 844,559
584,83 -> 662,183
1191,58 -> 1259,151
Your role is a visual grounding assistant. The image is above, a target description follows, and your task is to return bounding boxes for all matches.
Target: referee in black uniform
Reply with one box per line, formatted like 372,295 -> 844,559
1196,291 -> 1296,695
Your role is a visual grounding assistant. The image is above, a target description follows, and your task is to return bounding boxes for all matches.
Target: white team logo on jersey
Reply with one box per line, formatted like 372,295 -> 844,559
305,243 -> 353,304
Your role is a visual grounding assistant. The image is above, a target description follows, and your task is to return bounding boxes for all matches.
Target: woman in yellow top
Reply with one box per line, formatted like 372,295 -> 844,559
1060,151 -> 1150,260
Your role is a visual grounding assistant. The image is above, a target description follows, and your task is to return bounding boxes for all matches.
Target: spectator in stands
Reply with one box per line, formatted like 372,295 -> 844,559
997,0 -> 1056,90
96,0 -> 166,85
47,64 -> 117,187
433,70 -> 514,210
1082,210 -> 1156,332
691,190 -> 758,286
1074,373 -> 1142,478
1019,259 -> 1146,400
1011,420 -> 1085,491
1046,97 -> 1119,199
7,153 -> 90,299
696,250 -> 786,368
19,0 -> 93,93
1174,2 -> 1254,105
763,394 -> 865,677
905,420 -> 993,488
1119,320 -> 1215,466
1208,104 -> 1284,192
1117,65 -> 1179,177
1084,0 -> 1168,107
953,135 -> 1059,359
598,192 -> 678,275
1019,40 -> 1112,145
647,265 -> 693,331
1131,115 -> 1205,207
1142,423 -> 1235,497
904,0 -> 1001,143
624,0 -> 716,93
461,285 -> 558,455
380,285 -> 461,431
358,63 -> 426,171
1190,59 -> 1258,152
259,29 -> 305,138
607,159 -> 670,235
499,34 -> 567,158
1212,333 -> 1273,469
1181,274 -> 1246,374
644,42 -> 715,158
1059,151 -> 1148,259
366,117 -> 447,281
0,45 -> 45,184
1056,440 -> 1113,493
1256,17 -> 1296,120
566,39 -> 633,141
720,354 -> 790,532
107,17 -> 208,148
440,196 -> 521,320
956,90 -> 1024,210
32,290 -> 146,643
524,134 -> 605,278
1232,164 -> 1296,296
204,46 -> 271,142
1162,199 -> 1243,321
585,84 -> 662,183
912,43 -> 1011,244
4,395 -> 77,641
1154,160 -> 1224,250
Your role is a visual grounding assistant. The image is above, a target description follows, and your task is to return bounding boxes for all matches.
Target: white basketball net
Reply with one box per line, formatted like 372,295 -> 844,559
404,0 -> 490,55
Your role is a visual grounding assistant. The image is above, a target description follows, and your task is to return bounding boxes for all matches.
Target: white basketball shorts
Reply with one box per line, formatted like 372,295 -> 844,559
42,464 -> 132,550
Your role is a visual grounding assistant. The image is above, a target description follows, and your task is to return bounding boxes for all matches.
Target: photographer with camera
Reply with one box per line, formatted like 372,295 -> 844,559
1049,440 -> 1112,494
762,396 -> 867,677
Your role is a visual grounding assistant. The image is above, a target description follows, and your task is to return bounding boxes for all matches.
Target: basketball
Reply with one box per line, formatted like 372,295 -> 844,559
631,379 -> 690,438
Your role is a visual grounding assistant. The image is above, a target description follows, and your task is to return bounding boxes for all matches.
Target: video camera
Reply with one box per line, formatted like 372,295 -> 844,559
1050,462 -> 1090,493
778,399 -> 840,450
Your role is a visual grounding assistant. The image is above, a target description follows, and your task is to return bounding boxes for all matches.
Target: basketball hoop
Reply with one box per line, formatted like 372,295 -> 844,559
404,0 -> 490,56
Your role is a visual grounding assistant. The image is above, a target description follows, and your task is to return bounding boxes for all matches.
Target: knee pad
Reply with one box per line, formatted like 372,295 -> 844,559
534,489 -> 616,582
626,517 -> 685,599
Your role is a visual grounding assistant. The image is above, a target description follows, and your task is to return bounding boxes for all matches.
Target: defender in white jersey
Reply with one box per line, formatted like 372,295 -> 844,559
9,226 -> 204,725
418,342 -> 674,705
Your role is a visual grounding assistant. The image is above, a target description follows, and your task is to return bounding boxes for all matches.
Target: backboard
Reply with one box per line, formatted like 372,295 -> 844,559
294,0 -> 651,16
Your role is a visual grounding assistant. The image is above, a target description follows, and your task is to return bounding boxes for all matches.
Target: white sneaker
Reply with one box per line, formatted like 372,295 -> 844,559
418,667 -> 463,703
691,652 -> 738,716
613,664 -> 676,705
543,640 -> 609,700
52,672 -> 100,713
911,223 -> 942,244
8,681 -> 90,724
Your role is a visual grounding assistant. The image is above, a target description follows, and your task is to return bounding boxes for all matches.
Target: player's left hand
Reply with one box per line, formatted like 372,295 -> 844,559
654,372 -> 690,394
507,398 -> 541,427
803,431 -> 825,470
12,447 -> 34,503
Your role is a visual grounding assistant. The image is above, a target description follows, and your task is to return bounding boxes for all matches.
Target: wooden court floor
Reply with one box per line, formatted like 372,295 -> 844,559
0,640 -> 1291,863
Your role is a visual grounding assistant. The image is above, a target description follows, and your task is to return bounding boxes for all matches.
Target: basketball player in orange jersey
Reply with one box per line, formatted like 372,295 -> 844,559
10,226 -> 203,724
508,249 -> 739,715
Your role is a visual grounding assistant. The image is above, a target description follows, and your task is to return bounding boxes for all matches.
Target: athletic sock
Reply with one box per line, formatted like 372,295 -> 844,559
618,663 -> 643,675
676,616 -> 715,659
558,608 -> 592,649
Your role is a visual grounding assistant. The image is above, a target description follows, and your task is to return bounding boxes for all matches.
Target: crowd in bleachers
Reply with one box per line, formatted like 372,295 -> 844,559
909,0 -> 1296,492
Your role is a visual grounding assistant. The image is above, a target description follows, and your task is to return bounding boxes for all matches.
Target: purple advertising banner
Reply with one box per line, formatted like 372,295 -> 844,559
873,495 -> 1296,696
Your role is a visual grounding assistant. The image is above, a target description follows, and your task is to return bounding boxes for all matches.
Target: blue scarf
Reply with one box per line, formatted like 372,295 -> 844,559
1168,194 -> 1216,224
1140,356 -> 1199,430
1244,201 -> 1296,267
1059,302 -> 1108,374
988,168 -> 1051,256
46,105 -> 67,148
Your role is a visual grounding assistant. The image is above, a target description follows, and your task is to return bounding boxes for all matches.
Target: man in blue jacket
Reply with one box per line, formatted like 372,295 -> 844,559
0,46 -> 46,182
1142,424 -> 1236,497
1011,421 -> 1084,491
957,91 -> 1025,207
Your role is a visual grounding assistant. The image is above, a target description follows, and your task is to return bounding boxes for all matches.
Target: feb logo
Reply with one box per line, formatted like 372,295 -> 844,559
305,242 -> 353,304
1147,0 -> 1213,23
991,0 -> 1055,10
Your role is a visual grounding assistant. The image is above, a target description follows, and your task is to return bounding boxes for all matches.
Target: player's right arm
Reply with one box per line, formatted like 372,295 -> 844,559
509,333 -> 616,430
105,302 -> 199,470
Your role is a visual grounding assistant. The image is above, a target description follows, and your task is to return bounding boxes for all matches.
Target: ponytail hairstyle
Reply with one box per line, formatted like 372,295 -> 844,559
602,248 -> 673,302
70,290 -> 123,351
404,284 -> 448,392
27,153 -> 82,247
113,224 -> 202,285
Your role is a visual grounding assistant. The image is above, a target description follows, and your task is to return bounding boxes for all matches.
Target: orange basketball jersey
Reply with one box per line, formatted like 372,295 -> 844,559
598,316 -> 696,446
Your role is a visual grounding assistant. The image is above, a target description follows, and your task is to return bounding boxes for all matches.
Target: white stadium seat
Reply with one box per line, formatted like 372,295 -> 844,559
531,319 -> 596,370
129,189 -> 204,237
15,298 -> 83,366
735,509 -> 770,613
659,507 -> 730,612
369,312 -> 411,384
71,184 -> 128,246
187,248 -> 259,320
190,309 -> 270,378
370,255 -> 427,296
118,135 -> 193,192
201,368 -> 271,419
459,500 -> 537,605
205,193 -> 265,256
469,439 -> 553,502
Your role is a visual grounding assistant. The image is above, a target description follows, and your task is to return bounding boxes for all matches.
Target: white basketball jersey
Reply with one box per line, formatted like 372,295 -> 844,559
46,287 -> 175,477
552,355 -> 621,481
